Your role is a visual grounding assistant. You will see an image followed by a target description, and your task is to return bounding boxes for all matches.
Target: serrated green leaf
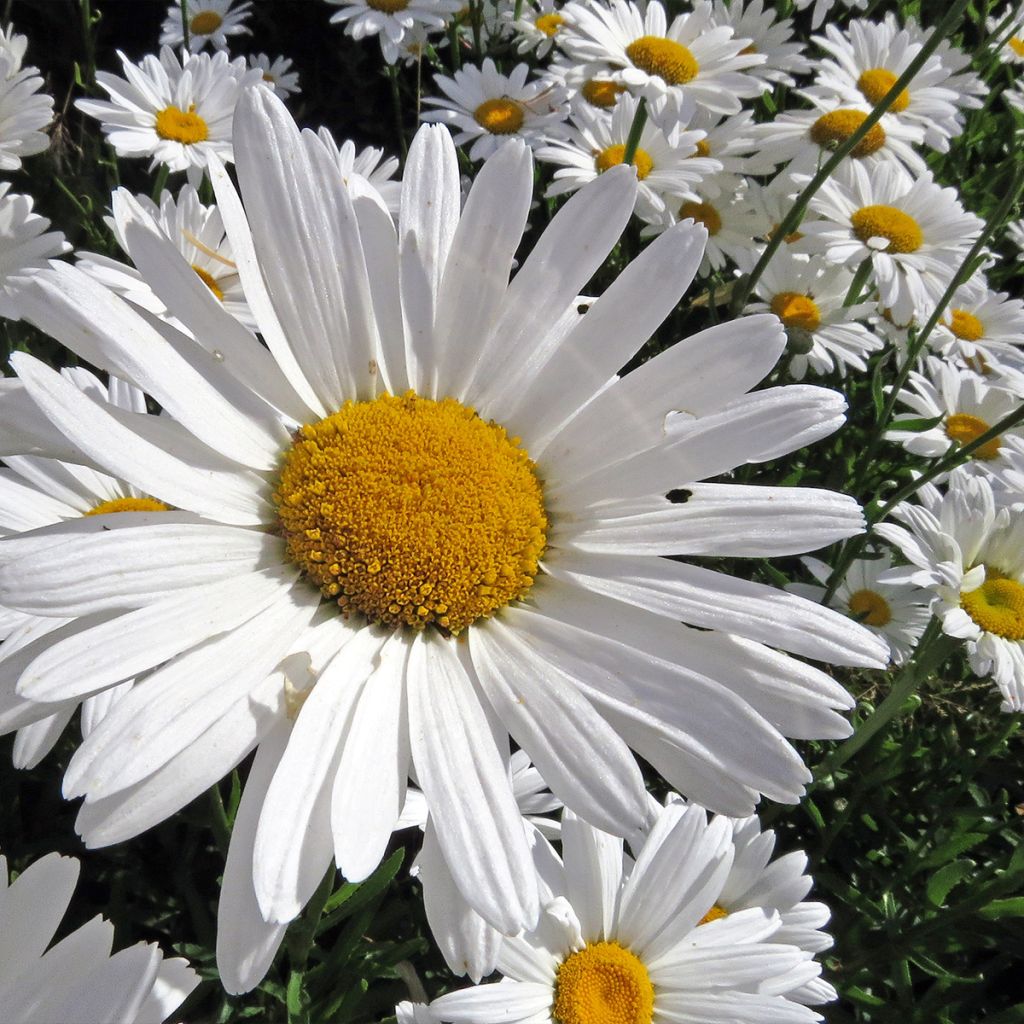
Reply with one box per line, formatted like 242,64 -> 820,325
927,859 -> 974,906
921,832 -> 988,869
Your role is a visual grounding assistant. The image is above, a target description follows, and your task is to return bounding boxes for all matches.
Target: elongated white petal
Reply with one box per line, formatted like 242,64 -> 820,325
430,981 -> 555,1022
560,808 -> 624,943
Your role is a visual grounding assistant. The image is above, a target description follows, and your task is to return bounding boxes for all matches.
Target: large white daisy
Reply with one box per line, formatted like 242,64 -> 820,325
0,50 -> 53,171
0,183 -> 70,319
160,0 -> 253,53
930,277 -> 1024,373
2,91 -> 884,958
709,0 -> 812,87
325,0 -> 462,64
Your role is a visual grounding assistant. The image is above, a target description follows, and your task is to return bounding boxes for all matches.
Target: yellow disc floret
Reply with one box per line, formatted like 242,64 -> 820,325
962,574 -> 1024,640
945,412 -> 1000,460
948,308 -> 985,341
1011,36 -> 1024,57
535,12 -> 564,35
594,144 -> 654,180
367,0 -> 410,11
698,903 -> 730,925
848,588 -> 892,628
155,104 -> 209,145
192,265 -> 224,301
809,109 -> 886,158
553,941 -> 654,1024
274,391 -> 547,634
857,68 -> 910,112
190,10 -> 223,35
474,97 -> 525,135
625,35 -> 700,85
582,79 -> 625,108
850,204 -> 923,254
693,138 -> 711,157
770,291 -> 822,332
86,496 -> 171,516
678,200 -> 721,236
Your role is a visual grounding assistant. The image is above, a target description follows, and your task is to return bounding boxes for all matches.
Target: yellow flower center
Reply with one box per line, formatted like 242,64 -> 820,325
582,79 -> 625,108
948,308 -> 985,341
85,497 -> 171,516
847,588 -> 892,627
473,97 -> 525,135
263,72 -> 276,83
770,291 -> 822,332
962,573 -> 1024,640
274,391 -> 547,634
693,138 -> 711,157
535,12 -> 564,36
1010,36 -> 1024,56
553,941 -> 654,1024
192,265 -> 224,301
809,109 -> 886,158
189,10 -> 223,35
857,68 -> 910,112
367,0 -> 410,11
850,204 -> 923,254
698,903 -> 730,925
678,200 -> 721,236
945,412 -> 1001,460
625,35 -> 700,86
155,104 -> 209,145
594,144 -> 654,180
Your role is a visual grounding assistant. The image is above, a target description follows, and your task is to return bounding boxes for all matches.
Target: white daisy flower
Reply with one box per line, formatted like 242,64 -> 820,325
249,53 -> 301,99
1006,217 -> 1024,253
887,356 -> 1024,478
685,106 -> 779,180
422,58 -> 570,160
988,3 -> 1024,65
709,0 -> 812,87
747,251 -> 882,379
800,161 -> 984,325
316,126 -> 402,215
77,184 -> 253,329
793,0 -> 868,31
930,277 -> 1024,373
536,93 -> 721,220
0,22 -> 28,74
3,93 -> 884,955
507,0 -> 572,57
789,552 -> 932,666
548,57 -> 629,112
75,46 -> 263,180
394,22 -> 449,66
160,0 -> 253,53
806,15 -> 986,154
429,800 -> 829,1024
325,0 -> 462,64
0,369 -> 168,770
0,50 -> 53,171
0,851 -> 198,1024
877,471 -> 1024,711
0,183 -> 69,320
558,0 -> 766,118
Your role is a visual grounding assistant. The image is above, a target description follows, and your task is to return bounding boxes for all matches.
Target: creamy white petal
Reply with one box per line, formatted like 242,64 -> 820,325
560,808 -> 624,943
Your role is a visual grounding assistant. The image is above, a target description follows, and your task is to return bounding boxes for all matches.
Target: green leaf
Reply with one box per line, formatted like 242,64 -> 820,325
921,832 -> 988,869
927,860 -> 974,906
978,897 -> 1024,919
889,414 -> 946,433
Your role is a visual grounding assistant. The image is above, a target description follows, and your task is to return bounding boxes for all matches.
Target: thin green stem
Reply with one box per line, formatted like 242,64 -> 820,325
151,163 -> 170,203
388,66 -> 409,159
206,784 -> 231,855
843,258 -> 873,307
285,867 -> 337,1024
180,0 -> 190,52
621,96 -> 647,168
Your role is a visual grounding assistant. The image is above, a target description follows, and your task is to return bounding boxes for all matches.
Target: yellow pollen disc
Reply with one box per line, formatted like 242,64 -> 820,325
582,79 -> 625,108
263,72 -> 276,82
739,43 -> 757,55
155,104 -> 209,145
962,574 -> 1024,640
847,588 -> 892,627
274,391 -> 547,634
948,308 -> 985,341
850,204 -> 923,254
678,200 -> 721,236
85,496 -> 171,516
857,68 -> 910,112
809,109 -> 886,158
367,0 -> 410,11
945,412 -> 1001,460
192,264 -> 224,301
594,143 -> 654,180
693,138 -> 711,157
770,291 -> 822,332
473,97 -> 525,135
698,903 -> 730,925
190,10 -> 223,34
1011,36 -> 1024,56
535,12 -> 564,35
625,35 -> 700,86
553,941 -> 654,1024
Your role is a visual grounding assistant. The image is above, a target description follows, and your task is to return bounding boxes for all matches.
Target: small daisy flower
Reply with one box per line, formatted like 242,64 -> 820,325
931,278 -> 1024,372
315,127 -> 402,215
559,0 -> 766,118
508,0 -> 571,57
325,0 -> 462,64
887,356 -> 1024,477
160,0 -> 253,53
0,852 -> 199,1023
76,184 -> 253,329
789,552 -> 932,665
394,21 -> 449,65
249,53 -> 301,99
793,0 -> 868,31
0,51 -> 53,171
536,93 -> 721,220
686,106 -> 779,179
878,471 -> 1024,711
430,800 -> 831,1024
422,58 -> 570,160
988,3 -> 1024,65
748,251 -> 882,379
709,0 -> 812,87
0,183 -> 69,320
549,57 -> 629,112
0,22 -> 28,74
75,46 -> 262,181
801,161 -> 984,325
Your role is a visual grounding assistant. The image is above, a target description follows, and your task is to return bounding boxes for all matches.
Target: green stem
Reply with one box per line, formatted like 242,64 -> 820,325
206,784 -> 232,855
151,163 -> 170,203
843,258 -> 873,307
180,0 -> 190,52
285,867 -> 337,1024
729,0 -> 974,316
388,66 -> 409,160
621,96 -> 647,168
